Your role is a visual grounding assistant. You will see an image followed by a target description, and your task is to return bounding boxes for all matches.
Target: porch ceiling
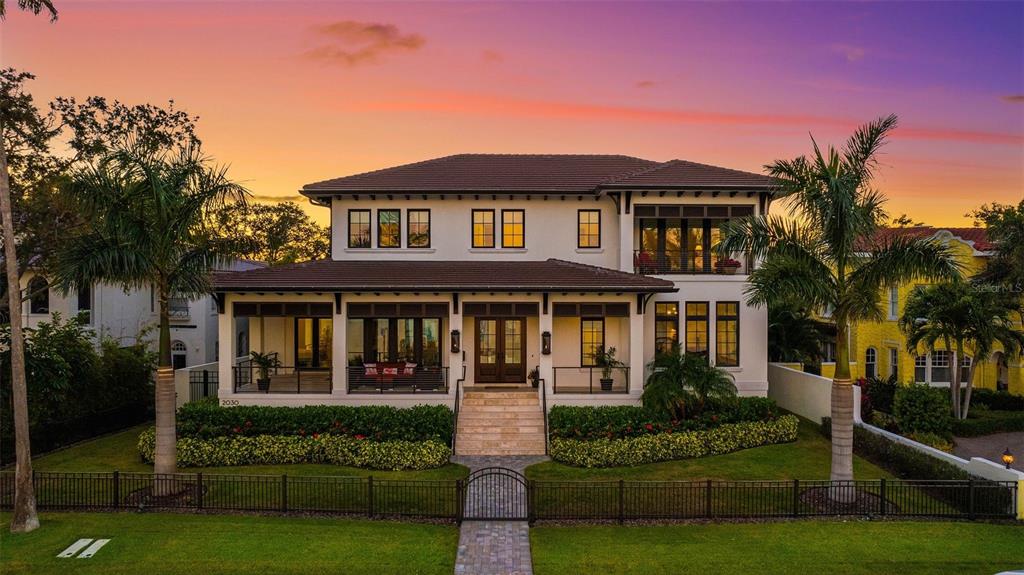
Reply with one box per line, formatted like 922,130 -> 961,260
213,258 -> 677,293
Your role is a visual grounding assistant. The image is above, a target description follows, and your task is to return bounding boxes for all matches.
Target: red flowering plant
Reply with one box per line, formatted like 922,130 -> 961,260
715,258 -> 742,269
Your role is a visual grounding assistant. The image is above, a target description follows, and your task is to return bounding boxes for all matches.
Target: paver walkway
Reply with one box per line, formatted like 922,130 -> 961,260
452,455 -> 548,575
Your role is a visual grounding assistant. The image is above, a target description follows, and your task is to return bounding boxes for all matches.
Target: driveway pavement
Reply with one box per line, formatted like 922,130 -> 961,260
953,432 -> 1024,471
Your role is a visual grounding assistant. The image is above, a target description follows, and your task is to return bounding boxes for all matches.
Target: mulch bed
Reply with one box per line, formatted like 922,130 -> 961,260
798,486 -> 896,515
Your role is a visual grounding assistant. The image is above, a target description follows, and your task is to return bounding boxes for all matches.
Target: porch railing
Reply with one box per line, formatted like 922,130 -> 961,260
233,364 -> 332,394
347,366 -> 449,394
633,250 -> 754,275
552,366 -> 629,394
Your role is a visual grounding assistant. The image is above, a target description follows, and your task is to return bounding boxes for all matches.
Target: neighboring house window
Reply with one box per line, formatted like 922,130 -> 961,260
472,209 -> 495,248
348,209 -> 371,248
914,354 -> 927,382
654,302 -> 679,356
931,350 -> 950,383
580,318 -> 604,367
77,284 -> 92,320
821,303 -> 834,318
578,209 -> 601,248
822,340 -> 836,363
28,276 -> 49,314
501,209 -> 525,248
888,287 -> 899,320
960,356 -> 972,383
377,209 -> 401,248
865,347 -> 877,379
685,302 -> 709,358
171,340 -> 188,370
407,209 -> 431,248
889,347 -> 899,380
715,302 -> 739,367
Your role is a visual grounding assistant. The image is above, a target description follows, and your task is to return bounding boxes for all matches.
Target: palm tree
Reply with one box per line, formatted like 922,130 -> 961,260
900,281 -> 1024,419
0,0 -> 57,536
768,300 -> 831,365
718,115 -> 962,486
52,140 -> 246,489
642,344 -> 736,419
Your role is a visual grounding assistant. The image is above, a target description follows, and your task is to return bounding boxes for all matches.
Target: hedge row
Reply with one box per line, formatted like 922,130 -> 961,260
822,418 -> 972,481
549,415 -> 799,467
952,410 -> 1024,437
177,400 -> 453,444
138,428 -> 451,470
549,397 -> 781,440
970,389 -> 1024,411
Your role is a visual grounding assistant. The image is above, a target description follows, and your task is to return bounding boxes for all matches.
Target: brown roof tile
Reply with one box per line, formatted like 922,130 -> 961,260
856,226 -> 993,252
602,159 -> 774,188
214,259 -> 677,293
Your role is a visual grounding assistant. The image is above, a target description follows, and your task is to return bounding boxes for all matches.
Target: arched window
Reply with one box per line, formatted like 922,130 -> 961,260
28,276 -> 49,314
865,347 -> 877,379
171,340 -> 188,370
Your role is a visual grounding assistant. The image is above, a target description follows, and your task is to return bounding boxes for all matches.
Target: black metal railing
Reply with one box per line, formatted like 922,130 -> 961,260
451,366 -> 465,452
188,369 -> 219,402
633,250 -> 754,275
539,367 -> 549,455
0,472 -> 1015,522
553,366 -> 630,394
233,365 -> 332,394
168,297 -> 191,319
347,366 -> 449,394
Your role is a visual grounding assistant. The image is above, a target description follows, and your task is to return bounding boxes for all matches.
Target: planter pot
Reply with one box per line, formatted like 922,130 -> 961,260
257,378 -> 271,392
717,266 -> 738,275
600,378 -> 614,391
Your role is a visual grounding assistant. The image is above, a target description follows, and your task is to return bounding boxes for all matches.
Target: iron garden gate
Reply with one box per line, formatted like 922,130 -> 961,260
461,467 -> 529,521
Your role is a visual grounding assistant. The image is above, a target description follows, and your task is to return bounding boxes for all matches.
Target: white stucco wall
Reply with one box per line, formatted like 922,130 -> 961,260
767,362 -> 862,423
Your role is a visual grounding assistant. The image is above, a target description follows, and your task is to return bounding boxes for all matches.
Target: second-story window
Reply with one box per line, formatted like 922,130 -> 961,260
578,209 -> 601,248
378,209 -> 401,248
472,209 -> 495,248
348,209 -> 371,248
501,209 -> 525,248
408,209 -> 431,248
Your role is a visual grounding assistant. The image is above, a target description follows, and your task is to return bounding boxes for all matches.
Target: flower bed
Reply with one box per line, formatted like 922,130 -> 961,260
137,427 -> 451,470
549,415 -> 799,467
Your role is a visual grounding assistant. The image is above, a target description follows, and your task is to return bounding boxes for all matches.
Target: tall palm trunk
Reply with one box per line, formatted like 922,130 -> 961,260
0,122 -> 39,532
957,340 -> 976,420
830,320 -> 855,493
153,285 -> 177,495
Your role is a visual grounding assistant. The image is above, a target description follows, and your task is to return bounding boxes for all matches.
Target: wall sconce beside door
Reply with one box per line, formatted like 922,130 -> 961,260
542,331 -> 551,355
450,329 -> 461,354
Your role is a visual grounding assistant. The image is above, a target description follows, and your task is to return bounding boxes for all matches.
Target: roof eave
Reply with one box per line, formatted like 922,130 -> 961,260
214,285 -> 677,294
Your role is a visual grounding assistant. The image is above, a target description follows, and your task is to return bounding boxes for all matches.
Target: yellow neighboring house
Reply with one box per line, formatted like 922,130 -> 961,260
819,226 -> 1022,395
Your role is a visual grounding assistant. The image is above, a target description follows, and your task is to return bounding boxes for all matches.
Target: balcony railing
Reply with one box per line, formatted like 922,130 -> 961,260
233,365 -> 332,394
553,366 -> 629,394
347,365 -> 449,394
633,250 -> 754,275
168,297 -> 190,319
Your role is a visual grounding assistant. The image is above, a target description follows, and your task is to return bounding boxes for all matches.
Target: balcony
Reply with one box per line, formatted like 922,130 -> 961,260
168,297 -> 190,320
633,250 -> 754,276
233,360 -> 332,394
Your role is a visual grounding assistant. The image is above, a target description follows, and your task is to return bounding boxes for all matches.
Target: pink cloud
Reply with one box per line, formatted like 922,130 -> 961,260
303,21 -> 425,67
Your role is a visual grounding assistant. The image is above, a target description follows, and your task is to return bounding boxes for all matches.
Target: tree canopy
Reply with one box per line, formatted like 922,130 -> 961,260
210,201 -> 329,265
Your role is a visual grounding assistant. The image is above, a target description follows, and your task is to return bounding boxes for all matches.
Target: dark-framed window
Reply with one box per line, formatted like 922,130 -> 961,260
715,301 -> 739,367
346,317 -> 441,366
408,209 -> 431,248
578,209 -> 601,248
581,318 -> 605,367
295,317 -> 333,368
685,302 -> 709,358
501,209 -> 525,248
654,302 -> 678,356
28,276 -> 49,314
378,209 -> 401,248
865,347 -> 877,379
472,209 -> 495,248
348,209 -> 371,248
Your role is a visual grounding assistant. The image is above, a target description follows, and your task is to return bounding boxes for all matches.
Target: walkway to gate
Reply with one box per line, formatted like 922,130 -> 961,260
453,455 -> 547,575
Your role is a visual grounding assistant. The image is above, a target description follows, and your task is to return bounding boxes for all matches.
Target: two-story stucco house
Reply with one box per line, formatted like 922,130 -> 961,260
211,154 -> 774,454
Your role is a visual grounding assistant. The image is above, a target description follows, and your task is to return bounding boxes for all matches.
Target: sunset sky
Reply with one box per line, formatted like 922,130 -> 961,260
3,1 -> 1022,225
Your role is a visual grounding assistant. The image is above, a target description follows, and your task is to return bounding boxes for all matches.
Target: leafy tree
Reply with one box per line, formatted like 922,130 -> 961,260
767,300 -> 830,364
718,115 -> 962,486
211,201 -> 329,264
0,0 -> 57,21
899,281 -> 1023,419
641,344 -> 736,419
970,200 -> 1024,291
892,214 -> 924,227
52,139 -> 246,487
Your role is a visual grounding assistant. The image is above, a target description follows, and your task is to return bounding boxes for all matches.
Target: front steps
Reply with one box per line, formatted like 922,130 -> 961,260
455,390 -> 546,456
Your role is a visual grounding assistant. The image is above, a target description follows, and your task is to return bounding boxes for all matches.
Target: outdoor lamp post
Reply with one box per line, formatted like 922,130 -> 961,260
1002,448 -> 1014,470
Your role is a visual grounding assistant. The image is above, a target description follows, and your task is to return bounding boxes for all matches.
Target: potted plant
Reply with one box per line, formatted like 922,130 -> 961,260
715,257 -> 742,275
528,367 -> 541,388
250,351 -> 280,392
594,346 -> 625,391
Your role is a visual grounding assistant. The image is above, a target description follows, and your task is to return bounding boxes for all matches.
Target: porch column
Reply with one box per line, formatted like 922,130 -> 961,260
538,294 -> 553,399
332,293 -> 347,397
217,294 -> 233,401
448,294 -> 463,395
619,203 -> 634,273
628,296 -> 645,397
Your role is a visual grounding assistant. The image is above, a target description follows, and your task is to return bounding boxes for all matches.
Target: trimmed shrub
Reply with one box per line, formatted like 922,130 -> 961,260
857,375 -> 897,419
176,400 -> 453,444
869,411 -> 899,432
969,389 -> 1024,411
822,418 -> 968,480
138,427 -> 451,470
549,415 -> 799,467
893,383 -> 951,436
905,431 -> 954,453
952,410 -> 1024,437
548,397 -> 781,441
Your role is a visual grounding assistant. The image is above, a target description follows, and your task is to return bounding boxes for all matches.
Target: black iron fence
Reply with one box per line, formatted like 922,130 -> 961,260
0,404 -> 151,466
0,471 -> 1016,522
553,366 -> 629,394
188,370 -> 219,402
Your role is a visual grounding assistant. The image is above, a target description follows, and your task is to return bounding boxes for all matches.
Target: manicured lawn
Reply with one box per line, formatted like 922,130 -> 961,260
531,522 -> 1024,575
525,419 -> 892,481
0,512 -> 457,575
32,425 -> 468,480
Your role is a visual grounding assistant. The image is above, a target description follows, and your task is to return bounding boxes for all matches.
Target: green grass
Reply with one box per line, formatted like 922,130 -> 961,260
531,522 -> 1024,575
0,512 -> 457,575
526,419 -> 892,481
33,425 -> 468,480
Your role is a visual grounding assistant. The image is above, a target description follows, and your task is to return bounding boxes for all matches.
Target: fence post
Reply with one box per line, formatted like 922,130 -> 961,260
455,479 -> 464,524
705,479 -> 712,519
196,473 -> 204,510
792,479 -> 799,518
367,476 -> 374,518
112,471 -> 120,509
968,478 -> 975,521
527,480 -> 535,525
202,370 -> 210,398
618,480 -> 625,525
879,479 -> 886,516
281,474 -> 288,513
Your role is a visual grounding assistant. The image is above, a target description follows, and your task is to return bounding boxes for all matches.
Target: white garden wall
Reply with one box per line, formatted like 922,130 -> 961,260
766,363 -> 862,424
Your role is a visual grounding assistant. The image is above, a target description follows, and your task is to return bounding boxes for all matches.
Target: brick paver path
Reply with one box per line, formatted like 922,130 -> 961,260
452,455 -> 548,575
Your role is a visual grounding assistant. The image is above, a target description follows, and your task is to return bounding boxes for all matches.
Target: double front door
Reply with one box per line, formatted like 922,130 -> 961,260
475,317 -> 526,383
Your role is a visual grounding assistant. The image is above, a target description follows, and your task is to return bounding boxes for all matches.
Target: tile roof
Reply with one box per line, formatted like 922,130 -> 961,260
301,154 -> 773,196
856,227 -> 993,252
213,259 -> 677,293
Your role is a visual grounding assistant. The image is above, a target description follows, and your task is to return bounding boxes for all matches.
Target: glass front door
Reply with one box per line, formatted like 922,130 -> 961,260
475,317 -> 526,383
296,318 -> 332,368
